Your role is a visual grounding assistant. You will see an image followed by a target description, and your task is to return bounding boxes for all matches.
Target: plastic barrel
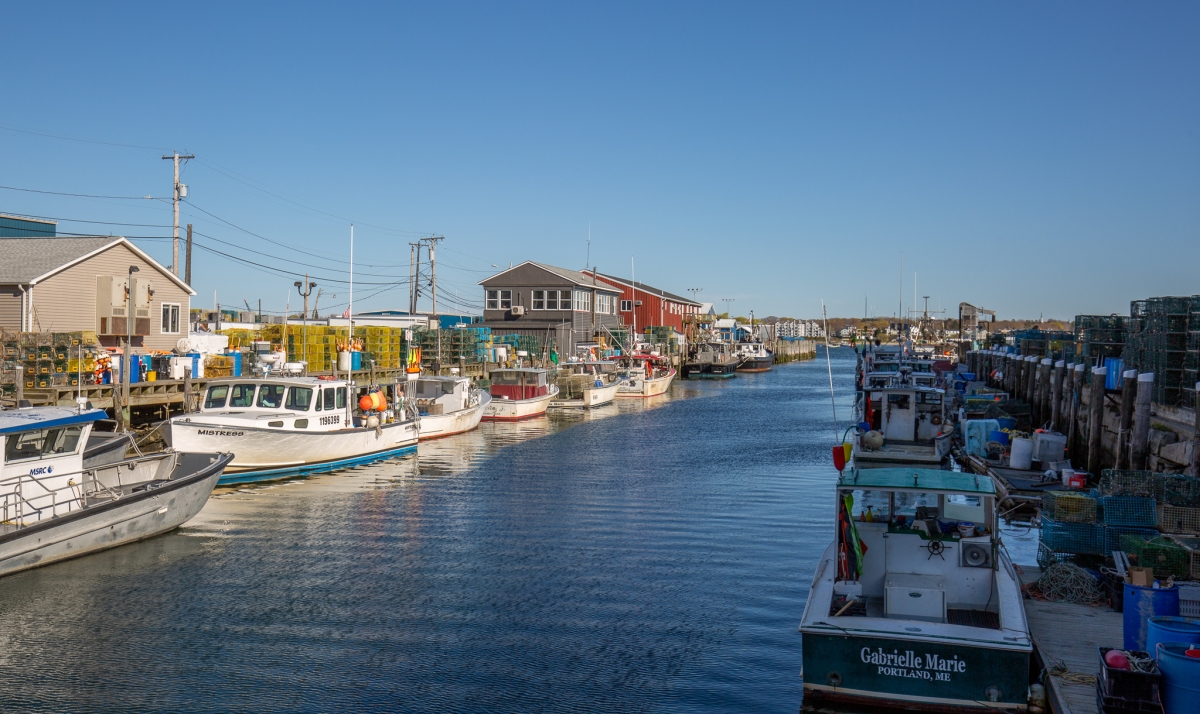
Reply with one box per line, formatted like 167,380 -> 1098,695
1010,438 -> 1034,470
1157,642 -> 1200,714
997,417 -> 1017,430
1125,584 -> 1180,651
989,430 -> 1010,446
1149,617 -> 1200,659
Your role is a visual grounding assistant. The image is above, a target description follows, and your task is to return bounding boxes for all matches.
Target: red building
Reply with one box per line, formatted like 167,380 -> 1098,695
580,271 -> 702,333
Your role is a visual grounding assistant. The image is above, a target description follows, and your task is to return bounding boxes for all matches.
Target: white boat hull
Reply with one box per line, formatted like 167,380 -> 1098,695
549,381 -> 621,409
617,370 -> 675,398
166,418 -> 419,483
482,386 -> 558,421
417,393 -> 491,440
0,452 -> 231,578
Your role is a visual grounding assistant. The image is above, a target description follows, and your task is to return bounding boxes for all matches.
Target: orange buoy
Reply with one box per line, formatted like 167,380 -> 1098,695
359,395 -> 374,411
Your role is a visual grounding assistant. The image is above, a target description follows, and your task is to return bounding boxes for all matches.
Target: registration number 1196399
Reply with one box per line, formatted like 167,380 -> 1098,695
319,415 -> 342,426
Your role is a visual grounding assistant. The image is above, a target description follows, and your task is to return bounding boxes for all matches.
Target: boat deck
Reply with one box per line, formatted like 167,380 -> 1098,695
855,443 -> 943,463
1019,566 -> 1120,714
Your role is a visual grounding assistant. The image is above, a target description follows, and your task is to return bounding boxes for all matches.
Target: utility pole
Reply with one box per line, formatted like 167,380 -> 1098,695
162,152 -> 194,276
185,223 -> 193,285
428,235 -> 444,317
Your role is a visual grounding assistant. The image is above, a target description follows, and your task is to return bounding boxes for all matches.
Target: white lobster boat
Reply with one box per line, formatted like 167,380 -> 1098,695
482,368 -> 558,421
549,362 -> 621,409
0,406 -> 232,578
410,376 -> 491,440
854,384 -> 952,468
165,377 -> 418,485
615,354 -> 676,398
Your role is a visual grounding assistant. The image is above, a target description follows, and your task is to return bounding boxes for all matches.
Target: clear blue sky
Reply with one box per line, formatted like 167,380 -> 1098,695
2,3 -> 1196,321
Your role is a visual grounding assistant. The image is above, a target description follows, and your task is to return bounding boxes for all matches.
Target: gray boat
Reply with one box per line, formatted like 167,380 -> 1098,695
0,406 -> 231,578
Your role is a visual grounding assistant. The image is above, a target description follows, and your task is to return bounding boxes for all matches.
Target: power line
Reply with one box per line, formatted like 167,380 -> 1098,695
0,184 -> 157,200
0,121 -> 173,152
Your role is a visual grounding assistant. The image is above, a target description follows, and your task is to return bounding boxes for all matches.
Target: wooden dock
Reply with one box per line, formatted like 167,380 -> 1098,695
1020,567 -> 1122,714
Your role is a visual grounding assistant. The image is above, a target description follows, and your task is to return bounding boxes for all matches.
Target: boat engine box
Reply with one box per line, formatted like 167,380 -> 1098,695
1033,431 -> 1067,465
885,573 -> 946,623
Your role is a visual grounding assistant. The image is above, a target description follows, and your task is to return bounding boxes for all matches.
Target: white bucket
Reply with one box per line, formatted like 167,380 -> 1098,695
1062,468 -> 1076,486
337,351 -> 352,372
1010,437 -> 1034,470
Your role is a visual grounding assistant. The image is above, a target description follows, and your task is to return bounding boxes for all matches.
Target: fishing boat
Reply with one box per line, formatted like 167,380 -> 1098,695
853,384 -> 953,468
82,430 -> 136,467
800,467 -> 1032,712
615,354 -> 676,398
683,342 -> 740,379
548,362 -> 621,409
165,377 -> 418,485
409,376 -> 491,439
0,406 -> 232,577
482,368 -> 559,421
734,341 -> 774,372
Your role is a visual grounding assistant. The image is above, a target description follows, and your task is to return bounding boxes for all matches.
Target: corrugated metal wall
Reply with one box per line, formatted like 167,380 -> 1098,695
0,215 -> 56,237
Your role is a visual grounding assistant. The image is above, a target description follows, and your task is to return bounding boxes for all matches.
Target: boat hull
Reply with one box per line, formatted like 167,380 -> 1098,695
0,452 -> 231,578
549,382 -> 620,409
417,394 -> 490,440
801,631 -> 1030,712
616,370 -> 675,398
736,355 -> 774,372
482,391 -> 555,421
166,419 -> 419,484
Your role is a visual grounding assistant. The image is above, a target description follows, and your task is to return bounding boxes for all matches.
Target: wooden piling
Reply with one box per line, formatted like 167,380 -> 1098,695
1191,381 -> 1200,477
1068,364 -> 1085,461
13,368 -> 23,405
183,366 -> 193,413
1025,356 -> 1038,408
1087,366 -> 1107,475
1050,360 -> 1065,431
1116,370 -> 1137,469
1060,363 -> 1075,436
1131,372 -> 1155,470
1038,358 -> 1053,428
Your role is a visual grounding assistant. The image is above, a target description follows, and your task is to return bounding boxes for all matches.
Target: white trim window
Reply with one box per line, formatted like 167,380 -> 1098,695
596,294 -> 615,315
545,290 -> 558,310
573,290 -> 591,312
161,303 -> 181,334
486,290 -> 513,310
620,299 -> 633,313
532,290 -> 545,310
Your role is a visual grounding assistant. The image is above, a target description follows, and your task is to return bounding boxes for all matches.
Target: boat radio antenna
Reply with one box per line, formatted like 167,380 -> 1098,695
822,301 -> 838,443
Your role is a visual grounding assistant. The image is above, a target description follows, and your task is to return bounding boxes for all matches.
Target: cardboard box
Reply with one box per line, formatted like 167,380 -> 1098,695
1126,567 -> 1154,588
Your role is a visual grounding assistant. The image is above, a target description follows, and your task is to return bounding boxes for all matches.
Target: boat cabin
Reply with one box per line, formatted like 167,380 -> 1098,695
410,376 -> 473,415
194,377 -> 354,431
617,354 -> 671,378
488,368 -> 549,401
827,469 -> 1008,625
1,407 -> 106,525
863,385 -> 945,442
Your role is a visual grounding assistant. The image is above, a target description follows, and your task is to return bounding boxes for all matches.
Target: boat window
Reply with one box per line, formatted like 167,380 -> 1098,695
204,385 -> 229,409
257,384 -> 286,409
323,388 -> 338,411
887,394 -> 911,410
336,387 -> 346,409
845,490 -> 890,521
492,371 -> 517,385
268,421 -> 284,428
3,426 -> 84,463
229,384 -> 257,408
944,494 -> 985,524
894,491 -> 939,517
294,419 -> 309,429
286,387 -> 314,411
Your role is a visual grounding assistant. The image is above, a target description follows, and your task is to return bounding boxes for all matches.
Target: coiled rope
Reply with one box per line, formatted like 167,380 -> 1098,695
1034,563 -> 1106,605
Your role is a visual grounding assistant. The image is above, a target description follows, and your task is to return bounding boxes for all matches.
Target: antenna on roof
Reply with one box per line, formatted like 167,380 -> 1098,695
585,223 -> 591,270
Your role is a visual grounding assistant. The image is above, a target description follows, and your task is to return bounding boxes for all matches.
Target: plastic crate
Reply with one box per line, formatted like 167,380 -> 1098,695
1099,647 -> 1161,701
1179,583 -> 1200,619
1158,505 -> 1200,535
1100,496 -> 1158,527
1108,526 -> 1159,556
1043,492 -> 1098,523
1094,680 -> 1162,714
1101,470 -> 1156,498
1042,517 -> 1105,555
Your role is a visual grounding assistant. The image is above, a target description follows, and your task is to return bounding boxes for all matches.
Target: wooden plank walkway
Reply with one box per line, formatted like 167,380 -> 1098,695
1020,567 -> 1122,714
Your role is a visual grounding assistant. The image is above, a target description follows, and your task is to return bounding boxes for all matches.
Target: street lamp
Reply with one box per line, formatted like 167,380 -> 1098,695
123,265 -> 140,429
295,275 -> 317,369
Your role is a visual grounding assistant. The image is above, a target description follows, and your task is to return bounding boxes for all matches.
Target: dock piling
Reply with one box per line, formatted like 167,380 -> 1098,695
1087,366 -> 1107,475
183,367 -> 193,413
1038,358 -> 1053,428
1050,360 -> 1065,431
1117,369 -> 1138,469
1131,372 -> 1155,470
1068,364 -> 1085,460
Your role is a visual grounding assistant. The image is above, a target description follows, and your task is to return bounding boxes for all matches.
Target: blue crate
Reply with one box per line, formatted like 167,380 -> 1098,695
1041,517 -> 1105,556
1099,496 -> 1158,526
1104,525 -> 1158,555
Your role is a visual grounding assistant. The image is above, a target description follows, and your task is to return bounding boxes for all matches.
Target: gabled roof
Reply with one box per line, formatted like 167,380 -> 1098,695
582,271 -> 701,306
0,236 -> 196,295
478,261 -> 620,293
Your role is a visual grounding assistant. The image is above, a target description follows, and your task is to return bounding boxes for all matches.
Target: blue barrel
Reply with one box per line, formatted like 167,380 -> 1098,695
997,417 -> 1017,430
352,351 -> 363,371
989,430 -> 1010,446
1158,642 -> 1200,714
1126,584 -> 1180,651
1149,617 -> 1200,659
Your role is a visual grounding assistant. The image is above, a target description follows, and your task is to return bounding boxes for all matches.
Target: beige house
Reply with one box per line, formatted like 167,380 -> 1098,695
0,236 -> 194,351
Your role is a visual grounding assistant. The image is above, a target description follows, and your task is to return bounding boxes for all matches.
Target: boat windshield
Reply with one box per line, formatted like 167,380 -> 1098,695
286,386 -> 314,411
229,384 -> 257,408
4,425 -> 84,463
204,384 -> 229,409
257,384 -> 286,409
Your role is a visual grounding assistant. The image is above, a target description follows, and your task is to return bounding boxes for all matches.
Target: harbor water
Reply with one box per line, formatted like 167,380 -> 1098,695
0,350 -> 858,712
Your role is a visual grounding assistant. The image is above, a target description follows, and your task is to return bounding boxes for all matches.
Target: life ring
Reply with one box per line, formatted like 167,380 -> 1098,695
931,414 -> 943,426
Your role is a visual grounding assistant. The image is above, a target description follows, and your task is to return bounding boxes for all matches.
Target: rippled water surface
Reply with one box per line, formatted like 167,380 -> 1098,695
0,351 -> 862,712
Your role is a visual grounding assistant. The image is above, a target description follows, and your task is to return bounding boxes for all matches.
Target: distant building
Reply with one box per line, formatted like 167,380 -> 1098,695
0,213 -> 56,237
478,261 -> 622,353
777,320 -> 823,338
0,236 -> 195,351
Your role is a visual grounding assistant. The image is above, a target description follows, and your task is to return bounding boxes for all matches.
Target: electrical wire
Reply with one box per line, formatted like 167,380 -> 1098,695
0,184 -> 157,200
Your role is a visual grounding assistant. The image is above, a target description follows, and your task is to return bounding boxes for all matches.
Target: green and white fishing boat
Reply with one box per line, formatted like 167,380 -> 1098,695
800,468 -> 1032,712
